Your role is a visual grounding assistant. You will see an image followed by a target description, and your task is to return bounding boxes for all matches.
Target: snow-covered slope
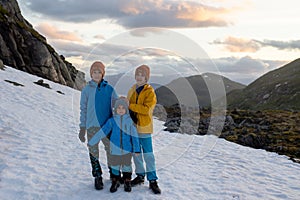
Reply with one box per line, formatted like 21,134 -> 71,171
1,66 -> 300,200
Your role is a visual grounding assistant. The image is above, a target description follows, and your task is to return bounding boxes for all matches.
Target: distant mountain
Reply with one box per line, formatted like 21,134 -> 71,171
155,73 -> 246,107
0,0 -> 85,90
227,58 -> 300,111
105,73 -> 179,95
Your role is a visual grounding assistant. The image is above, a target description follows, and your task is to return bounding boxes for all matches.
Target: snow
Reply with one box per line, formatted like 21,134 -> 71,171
1,66 -> 300,200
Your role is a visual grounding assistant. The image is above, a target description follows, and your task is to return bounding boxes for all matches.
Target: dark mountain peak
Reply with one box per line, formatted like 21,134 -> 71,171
155,72 -> 246,107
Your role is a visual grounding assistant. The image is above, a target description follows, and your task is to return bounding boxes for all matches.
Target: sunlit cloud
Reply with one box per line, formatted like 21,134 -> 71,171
213,36 -> 300,52
23,0 -> 237,28
35,23 -> 82,42
213,36 -> 261,52
130,28 -> 165,37
93,34 -> 106,40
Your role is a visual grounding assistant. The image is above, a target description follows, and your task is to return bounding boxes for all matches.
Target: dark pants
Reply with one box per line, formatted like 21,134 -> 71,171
110,153 -> 132,179
87,127 -> 112,177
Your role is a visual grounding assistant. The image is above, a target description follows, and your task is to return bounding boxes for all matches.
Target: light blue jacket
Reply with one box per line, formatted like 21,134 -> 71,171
79,80 -> 118,130
89,114 -> 141,155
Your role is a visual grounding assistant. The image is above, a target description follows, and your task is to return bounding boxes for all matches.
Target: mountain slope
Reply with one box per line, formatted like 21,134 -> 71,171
0,0 -> 85,90
155,73 -> 245,107
1,66 -> 300,199
227,58 -> 300,110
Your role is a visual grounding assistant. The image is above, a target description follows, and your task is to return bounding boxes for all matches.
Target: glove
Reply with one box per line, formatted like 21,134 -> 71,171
78,127 -> 86,143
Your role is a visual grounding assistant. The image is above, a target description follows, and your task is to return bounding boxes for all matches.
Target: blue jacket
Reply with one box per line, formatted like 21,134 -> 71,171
88,114 -> 141,155
79,80 -> 118,130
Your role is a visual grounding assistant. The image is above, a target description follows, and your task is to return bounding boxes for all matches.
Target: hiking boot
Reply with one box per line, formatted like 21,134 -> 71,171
124,179 -> 132,192
149,180 -> 161,194
110,178 -> 120,193
131,175 -> 144,186
94,176 -> 103,190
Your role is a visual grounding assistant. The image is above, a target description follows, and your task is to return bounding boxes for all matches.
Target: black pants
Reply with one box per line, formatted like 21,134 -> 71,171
87,127 -> 112,177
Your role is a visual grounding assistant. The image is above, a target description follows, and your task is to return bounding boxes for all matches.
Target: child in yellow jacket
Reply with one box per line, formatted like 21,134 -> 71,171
127,65 -> 161,194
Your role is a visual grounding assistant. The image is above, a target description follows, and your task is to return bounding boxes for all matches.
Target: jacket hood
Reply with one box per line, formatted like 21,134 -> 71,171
114,98 -> 129,115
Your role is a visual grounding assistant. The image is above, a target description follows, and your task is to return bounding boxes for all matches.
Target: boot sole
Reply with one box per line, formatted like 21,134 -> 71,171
95,186 -> 104,190
110,183 -> 120,193
131,182 -> 144,187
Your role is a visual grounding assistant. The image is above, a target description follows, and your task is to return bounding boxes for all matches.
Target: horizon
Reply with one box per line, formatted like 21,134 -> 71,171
17,0 -> 300,85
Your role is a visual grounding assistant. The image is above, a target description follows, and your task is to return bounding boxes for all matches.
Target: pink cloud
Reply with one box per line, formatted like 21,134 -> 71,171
214,36 -> 261,52
35,23 -> 82,42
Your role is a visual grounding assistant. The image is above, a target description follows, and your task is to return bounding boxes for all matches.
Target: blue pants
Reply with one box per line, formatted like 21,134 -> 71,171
133,133 -> 158,181
111,165 -> 132,176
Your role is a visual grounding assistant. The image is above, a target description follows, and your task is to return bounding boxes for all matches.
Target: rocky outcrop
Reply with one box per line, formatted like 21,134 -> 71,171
0,58 -> 4,70
0,0 -> 85,90
154,104 -> 300,163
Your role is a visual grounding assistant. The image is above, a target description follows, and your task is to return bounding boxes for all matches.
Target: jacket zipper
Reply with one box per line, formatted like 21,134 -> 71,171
120,116 -> 123,154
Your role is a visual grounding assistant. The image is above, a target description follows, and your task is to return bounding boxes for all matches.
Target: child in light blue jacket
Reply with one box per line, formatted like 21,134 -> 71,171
89,97 -> 141,193
79,61 -> 118,190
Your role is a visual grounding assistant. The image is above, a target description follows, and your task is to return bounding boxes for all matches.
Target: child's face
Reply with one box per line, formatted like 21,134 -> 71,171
91,70 -> 103,83
135,72 -> 147,86
116,105 -> 126,116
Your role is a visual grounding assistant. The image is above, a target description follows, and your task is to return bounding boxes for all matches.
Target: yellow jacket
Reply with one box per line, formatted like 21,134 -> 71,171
127,84 -> 157,134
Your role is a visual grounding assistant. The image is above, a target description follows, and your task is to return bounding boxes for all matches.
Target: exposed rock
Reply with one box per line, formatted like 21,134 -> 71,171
0,58 -> 4,70
263,94 -> 270,100
153,104 -> 167,121
154,104 -> 300,163
4,79 -> 24,86
56,91 -> 65,95
0,0 -> 86,90
34,79 -> 51,89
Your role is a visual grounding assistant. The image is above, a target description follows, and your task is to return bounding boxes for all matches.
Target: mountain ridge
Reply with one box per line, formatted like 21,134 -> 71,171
0,0 -> 85,90
155,72 -> 246,107
227,58 -> 300,111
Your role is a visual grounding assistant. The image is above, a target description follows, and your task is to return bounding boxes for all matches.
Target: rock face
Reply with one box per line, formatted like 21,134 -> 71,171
0,0 -> 85,90
0,58 -> 4,70
154,104 -> 300,163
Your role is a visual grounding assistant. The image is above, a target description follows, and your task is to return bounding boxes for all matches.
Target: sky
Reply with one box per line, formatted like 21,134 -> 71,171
17,0 -> 300,85
1,66 -> 300,199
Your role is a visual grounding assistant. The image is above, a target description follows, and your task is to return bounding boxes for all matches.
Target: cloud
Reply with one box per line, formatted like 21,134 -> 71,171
35,23 -> 82,42
213,36 -> 261,52
93,34 -> 106,40
106,54 -> 287,85
213,36 -> 300,52
130,28 -> 165,37
117,1 -> 232,28
214,56 -> 269,73
211,56 -> 286,84
23,0 -> 235,28
257,39 -> 300,51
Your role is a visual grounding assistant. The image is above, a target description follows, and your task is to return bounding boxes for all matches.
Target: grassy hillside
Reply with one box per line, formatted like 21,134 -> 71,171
227,58 -> 300,111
